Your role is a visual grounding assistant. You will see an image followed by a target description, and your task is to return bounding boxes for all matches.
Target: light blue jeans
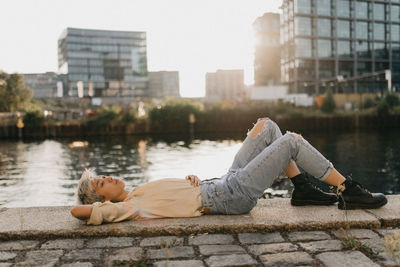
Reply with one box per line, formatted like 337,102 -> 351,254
200,118 -> 334,214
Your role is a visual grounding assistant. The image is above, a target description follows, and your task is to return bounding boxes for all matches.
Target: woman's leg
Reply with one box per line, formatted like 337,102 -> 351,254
229,118 -> 300,178
235,132 -> 335,199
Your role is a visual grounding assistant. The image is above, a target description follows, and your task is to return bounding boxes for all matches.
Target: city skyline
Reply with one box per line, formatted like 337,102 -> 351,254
0,0 -> 281,97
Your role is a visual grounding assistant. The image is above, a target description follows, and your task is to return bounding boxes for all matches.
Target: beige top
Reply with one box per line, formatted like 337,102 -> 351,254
87,178 -> 203,225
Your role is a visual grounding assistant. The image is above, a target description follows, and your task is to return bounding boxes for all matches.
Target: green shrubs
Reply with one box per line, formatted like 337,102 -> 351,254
362,97 -> 375,109
385,93 -> 399,109
149,98 -> 202,128
321,89 -> 336,113
87,106 -> 137,128
376,93 -> 399,116
377,98 -> 390,116
23,108 -> 44,127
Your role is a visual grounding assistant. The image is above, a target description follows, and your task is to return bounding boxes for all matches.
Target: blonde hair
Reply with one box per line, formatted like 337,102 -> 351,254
76,169 -> 103,204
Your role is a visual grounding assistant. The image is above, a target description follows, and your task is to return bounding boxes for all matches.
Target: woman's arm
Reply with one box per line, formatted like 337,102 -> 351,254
70,205 -> 93,220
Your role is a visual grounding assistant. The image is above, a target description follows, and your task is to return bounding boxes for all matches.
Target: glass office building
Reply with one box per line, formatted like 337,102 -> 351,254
281,0 -> 400,94
58,28 -> 148,97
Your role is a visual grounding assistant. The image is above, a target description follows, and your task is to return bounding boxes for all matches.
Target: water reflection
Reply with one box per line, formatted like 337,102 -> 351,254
0,128 -> 399,207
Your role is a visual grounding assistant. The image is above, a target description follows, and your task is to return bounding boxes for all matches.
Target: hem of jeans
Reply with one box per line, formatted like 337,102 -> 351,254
318,164 -> 334,181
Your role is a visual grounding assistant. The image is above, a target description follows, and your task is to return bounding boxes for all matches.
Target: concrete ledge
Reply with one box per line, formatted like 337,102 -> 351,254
1,196 -> 399,240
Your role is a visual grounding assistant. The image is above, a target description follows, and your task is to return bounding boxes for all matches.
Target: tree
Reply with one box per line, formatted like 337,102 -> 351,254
321,89 -> 336,113
0,71 -> 33,112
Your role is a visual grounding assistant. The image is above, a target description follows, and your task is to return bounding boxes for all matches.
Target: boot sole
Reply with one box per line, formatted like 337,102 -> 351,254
338,198 -> 388,210
291,199 -> 338,206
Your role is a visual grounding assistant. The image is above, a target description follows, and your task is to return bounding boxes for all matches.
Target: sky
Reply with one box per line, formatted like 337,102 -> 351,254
0,0 -> 281,97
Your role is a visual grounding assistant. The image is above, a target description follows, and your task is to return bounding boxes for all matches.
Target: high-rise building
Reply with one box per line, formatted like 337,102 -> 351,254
253,13 -> 281,86
281,0 -> 400,94
205,69 -> 245,100
58,27 -> 148,98
148,71 -> 180,98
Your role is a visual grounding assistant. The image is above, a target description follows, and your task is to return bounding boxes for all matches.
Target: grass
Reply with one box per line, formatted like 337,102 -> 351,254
384,231 -> 400,264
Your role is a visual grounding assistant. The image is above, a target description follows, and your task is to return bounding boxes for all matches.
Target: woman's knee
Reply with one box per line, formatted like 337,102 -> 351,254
248,118 -> 280,138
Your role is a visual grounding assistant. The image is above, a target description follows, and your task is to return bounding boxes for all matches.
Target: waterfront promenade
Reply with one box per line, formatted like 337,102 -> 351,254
1,196 -> 400,266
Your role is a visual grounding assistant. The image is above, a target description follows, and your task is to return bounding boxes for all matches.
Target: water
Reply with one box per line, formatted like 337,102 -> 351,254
0,128 -> 399,207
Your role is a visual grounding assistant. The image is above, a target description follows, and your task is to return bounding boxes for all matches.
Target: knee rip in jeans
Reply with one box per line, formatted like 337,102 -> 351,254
286,130 -> 303,139
247,118 -> 270,138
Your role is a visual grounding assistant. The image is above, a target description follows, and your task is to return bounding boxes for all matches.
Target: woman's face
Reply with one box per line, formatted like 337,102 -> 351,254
91,175 -> 126,202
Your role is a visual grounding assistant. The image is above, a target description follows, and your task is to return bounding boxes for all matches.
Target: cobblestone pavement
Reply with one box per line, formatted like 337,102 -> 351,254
0,228 -> 399,267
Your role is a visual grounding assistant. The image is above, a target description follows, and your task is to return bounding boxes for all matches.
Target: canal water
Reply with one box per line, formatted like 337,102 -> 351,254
0,128 -> 399,207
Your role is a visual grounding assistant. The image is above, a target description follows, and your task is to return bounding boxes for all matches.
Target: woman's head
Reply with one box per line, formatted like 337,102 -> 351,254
77,169 -> 127,204
77,169 -> 104,204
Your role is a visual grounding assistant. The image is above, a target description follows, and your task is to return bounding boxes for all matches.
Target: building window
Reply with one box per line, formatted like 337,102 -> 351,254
356,40 -> 371,58
295,16 -> 312,36
374,23 -> 386,41
356,22 -> 368,39
337,40 -> 353,57
337,20 -> 351,38
393,43 -> 400,60
295,0 -> 311,14
374,42 -> 389,60
356,1 -> 368,19
373,3 -> 385,21
317,0 -> 331,16
339,61 -> 354,78
319,60 -> 335,78
318,19 -> 331,37
296,59 -> 315,80
391,5 -> 400,22
357,61 -> 372,75
337,0 -> 350,18
391,24 -> 400,42
295,38 -> 312,57
318,39 -> 332,58
375,62 -> 389,72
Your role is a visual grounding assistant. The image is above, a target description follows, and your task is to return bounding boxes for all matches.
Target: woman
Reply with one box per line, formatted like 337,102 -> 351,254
71,118 -> 387,225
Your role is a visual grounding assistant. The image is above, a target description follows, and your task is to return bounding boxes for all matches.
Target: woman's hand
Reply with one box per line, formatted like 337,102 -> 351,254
185,174 -> 201,187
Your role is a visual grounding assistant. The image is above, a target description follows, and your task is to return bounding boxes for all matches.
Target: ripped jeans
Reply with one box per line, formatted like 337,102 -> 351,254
200,118 -> 334,214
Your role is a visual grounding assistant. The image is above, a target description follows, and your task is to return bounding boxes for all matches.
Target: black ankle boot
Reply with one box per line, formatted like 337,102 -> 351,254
290,173 -> 338,206
337,177 -> 387,210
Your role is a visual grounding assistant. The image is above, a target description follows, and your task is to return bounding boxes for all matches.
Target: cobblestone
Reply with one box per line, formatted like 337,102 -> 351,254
238,232 -> 284,244
62,249 -> 102,261
376,252 -> 399,267
105,247 -> 143,265
0,240 -> 38,250
86,237 -> 134,248
248,242 -> 297,255
205,254 -> 257,267
60,263 -> 93,267
140,236 -> 183,247
376,228 -> 400,237
147,246 -> 195,260
333,228 -> 380,239
188,234 -> 234,245
0,251 -> 17,261
0,228 -> 395,266
298,240 -> 343,253
153,260 -> 205,267
260,251 -> 314,266
358,238 -> 386,252
199,245 -> 246,256
287,230 -> 331,242
316,251 -> 380,267
41,239 -> 85,250
15,249 -> 63,267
